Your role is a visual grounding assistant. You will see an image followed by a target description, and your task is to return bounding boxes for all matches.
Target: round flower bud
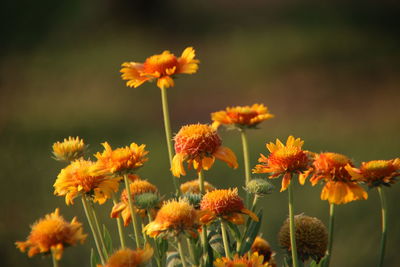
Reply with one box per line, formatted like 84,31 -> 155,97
245,179 -> 274,196
134,193 -> 160,210
182,193 -> 203,208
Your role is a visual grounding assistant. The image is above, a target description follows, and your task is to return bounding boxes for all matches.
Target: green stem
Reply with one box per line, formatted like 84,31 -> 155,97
160,86 -> 180,195
220,220 -> 231,259
177,236 -> 188,267
89,201 -> 109,258
251,195 -> 259,211
201,225 -> 209,267
51,248 -> 59,267
198,170 -> 205,194
377,186 -> 387,267
81,195 -> 106,265
288,182 -> 299,267
123,174 -> 141,248
186,237 -> 198,266
112,195 -> 126,249
325,203 -> 335,267
240,129 -> 251,207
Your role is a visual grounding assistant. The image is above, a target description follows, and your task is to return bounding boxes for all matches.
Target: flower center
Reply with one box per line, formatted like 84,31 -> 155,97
201,189 -> 244,215
362,160 -> 395,178
227,110 -> 258,124
143,51 -> 178,76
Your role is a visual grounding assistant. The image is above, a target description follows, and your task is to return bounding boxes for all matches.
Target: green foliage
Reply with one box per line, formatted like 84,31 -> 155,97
90,248 -> 100,267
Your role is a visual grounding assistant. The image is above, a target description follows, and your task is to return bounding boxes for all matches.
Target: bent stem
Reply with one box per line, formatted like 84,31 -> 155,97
325,203 -> 335,267
288,182 -> 299,267
177,236 -> 188,267
112,194 -> 126,249
377,186 -> 387,267
160,86 -> 179,195
123,174 -> 141,248
81,194 -> 106,265
240,129 -> 251,207
89,201 -> 109,259
220,220 -> 231,259
51,248 -> 59,267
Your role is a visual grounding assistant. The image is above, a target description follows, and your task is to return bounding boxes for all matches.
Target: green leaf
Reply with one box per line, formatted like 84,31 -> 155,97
90,248 -> 100,267
103,224 -> 113,255
208,230 -> 224,257
239,209 -> 263,255
166,251 -> 182,267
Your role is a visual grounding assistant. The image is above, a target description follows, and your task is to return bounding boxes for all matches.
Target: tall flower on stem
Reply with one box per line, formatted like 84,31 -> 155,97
98,245 -> 153,267
120,47 -> 199,194
52,136 -> 87,162
346,158 -> 400,267
253,136 -> 311,267
214,252 -> 275,267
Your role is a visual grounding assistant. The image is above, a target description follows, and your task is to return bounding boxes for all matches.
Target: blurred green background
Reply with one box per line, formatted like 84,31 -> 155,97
1,0 -> 399,266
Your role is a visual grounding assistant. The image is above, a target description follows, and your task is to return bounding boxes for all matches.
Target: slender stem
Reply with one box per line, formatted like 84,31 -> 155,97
177,236 -> 188,267
240,129 -> 251,207
220,220 -> 231,259
288,182 -> 299,267
160,86 -> 180,195
201,225 -> 209,267
112,195 -> 126,249
186,237 -> 198,266
377,186 -> 387,267
251,195 -> 259,211
123,174 -> 141,248
81,195 -> 106,265
325,203 -> 335,267
51,248 -> 59,267
90,201 -> 109,258
198,170 -> 205,194
141,221 -> 150,245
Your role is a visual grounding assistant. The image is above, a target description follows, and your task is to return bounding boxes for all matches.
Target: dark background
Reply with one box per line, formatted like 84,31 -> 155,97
1,0 -> 399,266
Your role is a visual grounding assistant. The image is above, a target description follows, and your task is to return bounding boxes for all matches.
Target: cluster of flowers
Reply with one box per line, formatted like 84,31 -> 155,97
16,47 -> 399,267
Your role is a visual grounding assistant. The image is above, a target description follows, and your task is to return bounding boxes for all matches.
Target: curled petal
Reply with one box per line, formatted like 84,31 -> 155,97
172,153 -> 186,177
241,208 -> 259,222
280,173 -> 292,192
214,146 -> 238,169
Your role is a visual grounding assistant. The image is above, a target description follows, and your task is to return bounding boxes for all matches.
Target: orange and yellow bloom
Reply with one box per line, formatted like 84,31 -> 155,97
172,124 -> 238,177
180,179 -> 215,194
214,252 -> 274,267
54,159 -> 121,205
121,47 -> 199,89
211,104 -> 274,130
200,188 -> 258,225
16,208 -> 87,260
253,136 -> 311,192
52,136 -> 87,162
251,237 -> 276,265
98,246 -> 153,267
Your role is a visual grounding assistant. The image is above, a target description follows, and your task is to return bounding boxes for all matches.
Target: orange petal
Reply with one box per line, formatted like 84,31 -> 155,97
157,76 -> 175,89
214,146 -> 238,169
172,153 -> 186,177
280,173 -> 292,192
202,156 -> 215,170
241,208 -> 259,222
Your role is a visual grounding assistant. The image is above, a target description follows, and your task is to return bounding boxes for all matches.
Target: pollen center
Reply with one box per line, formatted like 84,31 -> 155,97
143,51 -> 178,75
200,189 -> 244,215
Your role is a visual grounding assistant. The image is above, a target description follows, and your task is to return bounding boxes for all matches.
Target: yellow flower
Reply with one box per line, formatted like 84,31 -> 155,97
211,104 -> 274,129
98,245 -> 153,267
214,252 -> 274,267
111,179 -> 158,226
143,199 -> 199,238
303,152 -> 368,204
180,179 -> 215,194
120,47 -> 199,89
172,124 -> 238,177
16,208 -> 87,260
200,188 -> 258,225
54,159 -> 121,205
346,158 -> 400,187
94,142 -> 149,175
251,237 -> 276,265
52,136 -> 87,162
253,136 -> 311,192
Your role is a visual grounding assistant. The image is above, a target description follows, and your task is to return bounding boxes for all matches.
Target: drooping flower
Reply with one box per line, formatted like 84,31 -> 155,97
180,179 -> 215,194
346,158 -> 400,187
214,252 -> 275,267
278,214 -> 328,263
200,188 -> 258,225
253,136 -> 311,192
172,124 -> 238,177
251,237 -> 276,265
111,179 -> 159,226
143,199 -> 199,238
98,245 -> 153,267
211,104 -> 274,130
16,208 -> 87,260
52,136 -> 87,162
121,47 -> 199,89
54,159 -> 121,205
94,142 -> 149,175
303,152 -> 368,204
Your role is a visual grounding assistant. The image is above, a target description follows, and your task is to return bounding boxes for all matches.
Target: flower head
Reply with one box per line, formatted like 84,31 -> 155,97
211,104 -> 274,130
251,237 -> 276,265
278,214 -> 328,263
214,252 -> 275,267
253,136 -> 311,192
200,188 -> 258,225
94,142 -> 149,175
16,208 -> 87,260
346,159 -> 400,187
180,179 -> 215,194
172,124 -> 238,177
121,47 -> 199,89
245,179 -> 275,196
143,199 -> 199,238
52,136 -> 87,162
98,246 -> 153,267
54,159 -> 121,205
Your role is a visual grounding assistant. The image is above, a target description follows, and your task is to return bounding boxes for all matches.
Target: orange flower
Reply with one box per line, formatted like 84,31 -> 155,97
52,136 -> 87,162
143,199 -> 199,238
172,124 -> 238,177
180,179 -> 215,194
253,136 -> 311,192
120,47 -> 199,89
111,179 -> 158,226
211,104 -> 274,129
94,142 -> 149,175
346,158 -> 400,187
200,188 -> 258,225
98,245 -> 153,267
16,208 -> 86,260
303,152 -> 368,204
214,252 -> 274,267
251,237 -> 276,265
54,159 -> 121,205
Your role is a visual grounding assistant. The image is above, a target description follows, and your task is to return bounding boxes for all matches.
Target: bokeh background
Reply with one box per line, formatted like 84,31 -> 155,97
1,0 -> 399,266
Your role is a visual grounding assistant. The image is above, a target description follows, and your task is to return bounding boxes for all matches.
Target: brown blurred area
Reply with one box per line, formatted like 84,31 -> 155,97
1,1 -> 399,266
